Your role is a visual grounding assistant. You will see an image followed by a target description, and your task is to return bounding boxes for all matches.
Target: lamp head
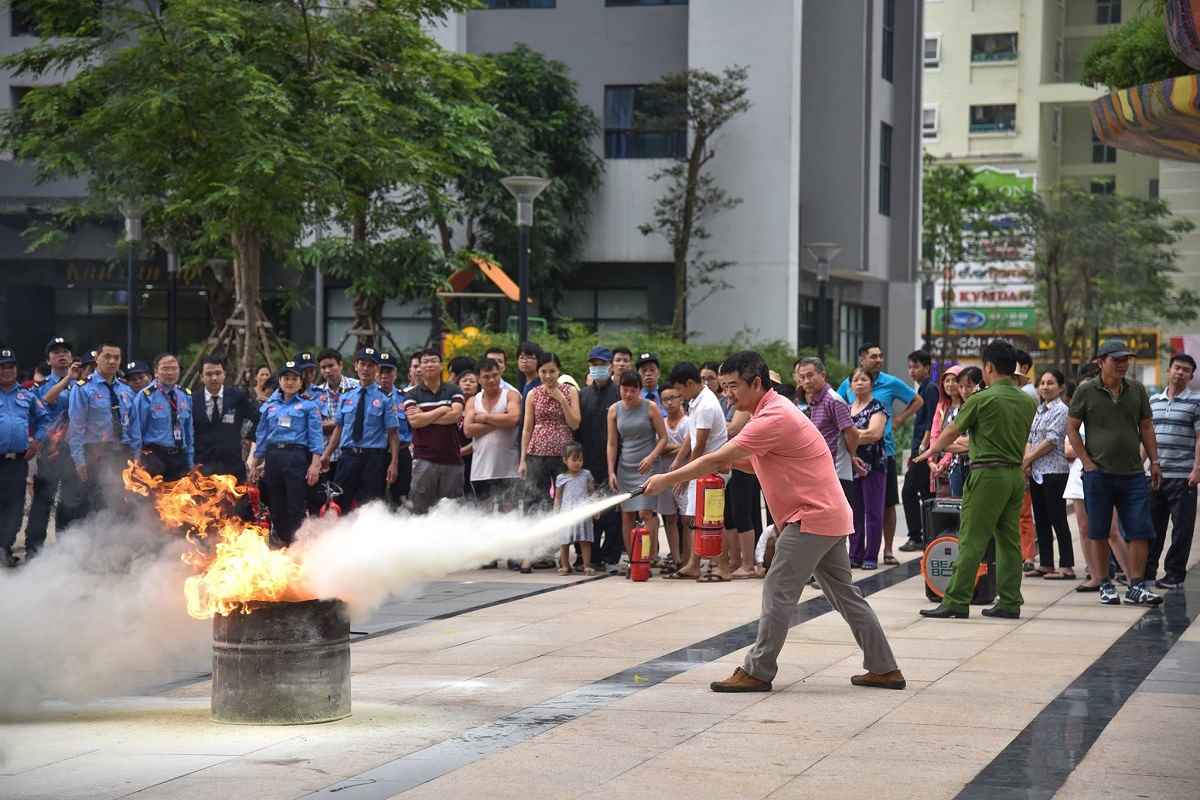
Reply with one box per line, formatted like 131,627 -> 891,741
805,242 -> 841,282
501,176 -> 552,226
120,198 -> 144,242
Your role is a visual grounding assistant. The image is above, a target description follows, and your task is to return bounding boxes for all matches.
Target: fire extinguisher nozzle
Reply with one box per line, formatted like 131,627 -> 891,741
628,486 -> 646,499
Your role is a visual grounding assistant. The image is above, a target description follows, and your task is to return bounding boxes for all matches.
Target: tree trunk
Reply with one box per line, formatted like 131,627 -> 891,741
201,259 -> 236,334
671,132 -> 707,341
353,293 -> 383,349
231,226 -> 264,386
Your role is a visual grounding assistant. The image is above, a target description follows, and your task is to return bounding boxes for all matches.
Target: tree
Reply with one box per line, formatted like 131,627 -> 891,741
1082,0 -> 1191,91
1022,186 -> 1197,373
430,45 -> 604,305
636,66 -> 750,341
920,157 -> 1012,363
0,0 -> 478,380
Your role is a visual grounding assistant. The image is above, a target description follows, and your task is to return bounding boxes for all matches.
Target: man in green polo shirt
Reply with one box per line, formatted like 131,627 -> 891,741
1066,339 -> 1163,607
915,340 -> 1036,619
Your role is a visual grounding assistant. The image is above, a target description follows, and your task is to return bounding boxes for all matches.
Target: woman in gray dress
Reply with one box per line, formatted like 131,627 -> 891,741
606,371 -> 668,573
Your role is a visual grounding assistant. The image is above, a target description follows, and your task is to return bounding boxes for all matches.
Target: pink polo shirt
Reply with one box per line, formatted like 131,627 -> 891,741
733,389 -> 853,537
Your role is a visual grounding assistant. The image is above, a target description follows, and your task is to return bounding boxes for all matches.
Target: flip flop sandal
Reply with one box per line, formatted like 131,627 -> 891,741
696,573 -> 730,582
883,555 -> 899,566
664,570 -> 699,580
1075,583 -> 1100,592
1043,571 -> 1074,580
1025,568 -> 1048,577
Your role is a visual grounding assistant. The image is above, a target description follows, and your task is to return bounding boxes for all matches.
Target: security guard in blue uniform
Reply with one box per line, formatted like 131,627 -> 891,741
320,347 -> 400,509
0,349 -> 50,566
25,336 -> 85,554
377,351 -> 413,509
68,342 -> 136,514
248,361 -> 323,545
122,360 -> 152,393
129,353 -> 194,481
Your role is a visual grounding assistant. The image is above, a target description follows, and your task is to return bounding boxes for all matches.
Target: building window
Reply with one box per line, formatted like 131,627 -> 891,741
969,104 -> 1016,134
879,122 -> 893,217
1090,176 -> 1116,195
606,0 -> 687,5
1150,178 -> 1160,199
923,34 -> 942,68
10,1 -> 37,36
1091,131 -> 1117,163
1096,0 -> 1121,25
604,85 -> 687,160
485,0 -> 556,8
1055,38 -> 1065,79
797,296 -> 834,351
558,289 -> 649,332
922,106 -> 939,140
882,0 -> 895,83
971,33 -> 1018,63
839,304 -> 881,366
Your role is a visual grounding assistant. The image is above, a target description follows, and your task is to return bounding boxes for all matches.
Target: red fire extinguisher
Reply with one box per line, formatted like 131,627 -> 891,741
244,486 -> 270,526
319,481 -> 344,519
630,519 -> 652,582
692,473 -> 726,558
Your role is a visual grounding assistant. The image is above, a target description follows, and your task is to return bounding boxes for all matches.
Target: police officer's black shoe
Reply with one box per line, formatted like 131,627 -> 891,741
981,605 -> 1020,619
898,538 -> 924,552
919,604 -> 968,619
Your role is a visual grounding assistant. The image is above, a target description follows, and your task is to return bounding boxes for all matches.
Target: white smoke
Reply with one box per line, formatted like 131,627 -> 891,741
295,494 -> 629,621
0,491 -> 630,712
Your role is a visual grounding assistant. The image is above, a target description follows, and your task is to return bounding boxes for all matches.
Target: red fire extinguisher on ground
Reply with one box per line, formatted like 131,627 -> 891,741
630,519 -> 652,582
319,481 -> 344,519
693,473 -> 725,579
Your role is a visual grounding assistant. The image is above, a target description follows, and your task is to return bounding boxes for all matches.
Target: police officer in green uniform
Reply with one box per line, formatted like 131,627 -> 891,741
915,339 -> 1036,619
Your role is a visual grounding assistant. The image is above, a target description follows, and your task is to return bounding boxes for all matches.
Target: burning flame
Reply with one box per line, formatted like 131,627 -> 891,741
123,462 -> 314,619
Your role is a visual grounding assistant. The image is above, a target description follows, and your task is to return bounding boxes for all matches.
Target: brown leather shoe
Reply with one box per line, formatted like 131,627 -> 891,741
710,667 -> 772,693
850,669 -> 907,690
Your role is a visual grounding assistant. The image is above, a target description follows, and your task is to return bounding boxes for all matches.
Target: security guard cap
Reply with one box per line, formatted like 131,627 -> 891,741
81,350 -> 99,366
124,360 -> 151,377
0,349 -> 17,366
278,360 -> 304,378
354,347 -> 381,365
45,336 -> 73,355
377,351 -> 397,371
292,351 -> 317,370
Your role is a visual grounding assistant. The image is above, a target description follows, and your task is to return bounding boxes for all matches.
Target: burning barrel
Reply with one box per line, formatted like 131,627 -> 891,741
212,598 -> 351,725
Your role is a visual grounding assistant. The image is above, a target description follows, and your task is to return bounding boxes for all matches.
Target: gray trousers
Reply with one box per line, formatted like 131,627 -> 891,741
410,459 -> 465,515
745,526 -> 899,682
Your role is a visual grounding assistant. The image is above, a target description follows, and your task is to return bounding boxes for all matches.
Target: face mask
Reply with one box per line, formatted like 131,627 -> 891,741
589,365 -> 610,383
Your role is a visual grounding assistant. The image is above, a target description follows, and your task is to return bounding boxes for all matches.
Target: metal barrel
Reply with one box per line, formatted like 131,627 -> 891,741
211,598 -> 351,725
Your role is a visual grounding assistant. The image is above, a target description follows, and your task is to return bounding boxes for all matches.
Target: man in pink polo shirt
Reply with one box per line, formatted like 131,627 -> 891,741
644,351 -> 905,693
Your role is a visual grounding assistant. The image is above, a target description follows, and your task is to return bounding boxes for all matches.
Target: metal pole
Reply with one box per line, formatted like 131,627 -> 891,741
167,260 -> 178,354
517,223 -> 530,344
816,267 -> 828,362
126,244 -> 137,359
314,268 -> 325,349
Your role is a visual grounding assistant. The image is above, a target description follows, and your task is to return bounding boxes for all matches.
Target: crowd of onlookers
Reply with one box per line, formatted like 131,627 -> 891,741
0,333 -> 1193,602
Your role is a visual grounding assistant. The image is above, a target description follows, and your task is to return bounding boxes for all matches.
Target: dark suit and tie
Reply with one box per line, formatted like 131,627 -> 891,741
193,386 -> 259,484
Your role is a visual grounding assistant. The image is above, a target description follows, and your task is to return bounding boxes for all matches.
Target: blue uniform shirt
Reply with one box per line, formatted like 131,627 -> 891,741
254,392 -> 324,458
68,373 -> 136,466
642,387 -> 668,418
335,383 -> 399,450
129,382 -> 195,467
0,383 -> 50,454
383,387 -> 412,445
36,370 -> 73,426
837,371 -> 917,458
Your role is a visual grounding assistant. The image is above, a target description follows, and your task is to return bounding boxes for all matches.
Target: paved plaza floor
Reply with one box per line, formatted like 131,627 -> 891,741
2,524 -> 1198,800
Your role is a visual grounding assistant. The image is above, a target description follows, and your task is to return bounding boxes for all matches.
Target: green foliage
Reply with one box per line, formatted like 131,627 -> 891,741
444,321 -> 850,392
1082,3 -> 1192,91
433,45 -> 604,297
1019,185 -> 1197,372
637,66 -> 752,340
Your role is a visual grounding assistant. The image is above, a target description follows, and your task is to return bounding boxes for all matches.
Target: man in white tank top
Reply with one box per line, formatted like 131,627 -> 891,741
462,357 -> 522,506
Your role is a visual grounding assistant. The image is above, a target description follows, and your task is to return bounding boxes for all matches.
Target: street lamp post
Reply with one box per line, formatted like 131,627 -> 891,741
804,242 -> 841,362
120,200 -> 143,360
501,176 -> 551,345
165,244 -> 179,354
921,270 -> 936,356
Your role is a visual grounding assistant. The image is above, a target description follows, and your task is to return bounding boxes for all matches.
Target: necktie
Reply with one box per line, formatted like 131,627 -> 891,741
103,381 -> 122,439
211,393 -> 220,424
351,389 -> 366,444
165,387 -> 179,443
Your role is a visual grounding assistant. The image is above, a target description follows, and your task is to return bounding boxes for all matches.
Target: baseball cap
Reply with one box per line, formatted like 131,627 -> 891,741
81,350 -> 98,366
278,360 -> 303,377
354,347 -> 381,365
292,351 -> 317,370
587,346 -> 613,363
377,351 -> 397,370
0,349 -> 17,366
124,360 -> 151,377
45,336 -> 73,354
1097,339 -> 1134,359
635,352 -> 659,369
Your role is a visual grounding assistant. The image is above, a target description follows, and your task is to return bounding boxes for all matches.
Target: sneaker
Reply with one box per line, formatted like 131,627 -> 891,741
850,559 -> 863,569
1098,581 -> 1122,605
862,560 -> 878,570
897,539 -> 924,552
1155,577 -> 1184,590
1125,583 -> 1164,606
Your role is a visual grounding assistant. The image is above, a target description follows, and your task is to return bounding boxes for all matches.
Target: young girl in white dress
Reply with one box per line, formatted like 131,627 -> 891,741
554,442 -> 595,575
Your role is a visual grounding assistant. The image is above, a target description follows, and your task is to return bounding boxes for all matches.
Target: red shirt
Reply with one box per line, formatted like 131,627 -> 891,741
733,389 -> 853,537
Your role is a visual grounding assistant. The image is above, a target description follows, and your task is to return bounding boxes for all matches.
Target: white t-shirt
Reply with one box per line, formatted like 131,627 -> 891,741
1021,383 -> 1038,400
685,386 -> 730,514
